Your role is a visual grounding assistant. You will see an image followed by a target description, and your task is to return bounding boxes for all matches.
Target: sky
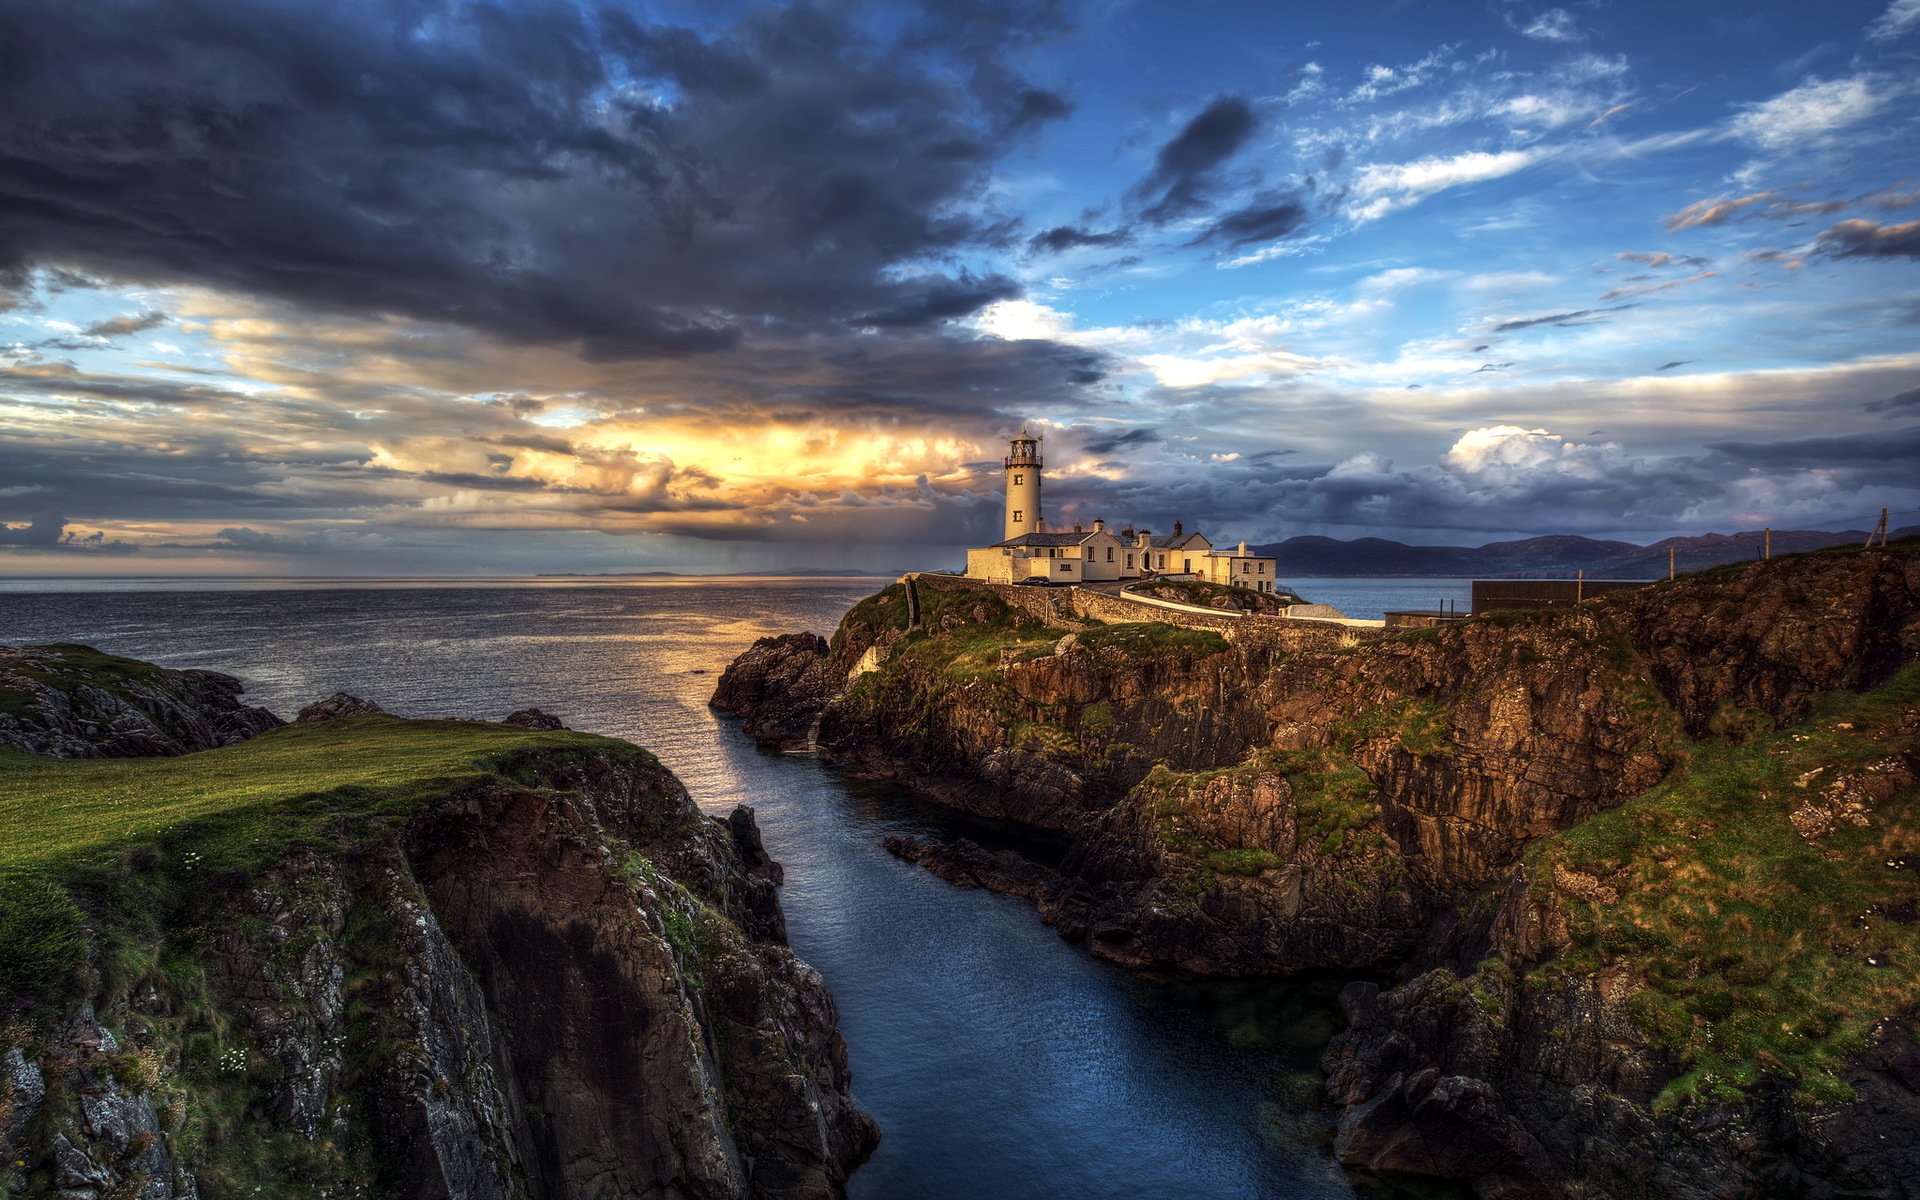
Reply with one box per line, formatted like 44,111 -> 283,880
2,0 -> 1918,576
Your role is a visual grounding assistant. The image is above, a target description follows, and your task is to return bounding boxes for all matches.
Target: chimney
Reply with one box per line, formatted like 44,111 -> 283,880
1074,521 -> 1083,533
1037,516 -> 1047,532
1173,520 -> 1182,537
1238,540 -> 1247,555
1092,517 -> 1105,532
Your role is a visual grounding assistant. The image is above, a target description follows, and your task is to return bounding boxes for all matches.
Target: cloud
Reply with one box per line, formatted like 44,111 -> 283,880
1517,8 -> 1584,42
1865,384 -> 1920,413
1028,225 -> 1132,254
1663,190 -> 1849,231
1490,305 -> 1634,332
1082,427 -> 1160,454
1188,191 -> 1311,248
1618,251 -> 1710,269
1128,97 -> 1259,225
0,0 -> 1070,360
1349,149 -> 1540,222
1600,270 -> 1716,301
82,310 -> 169,338
1867,0 -> 1920,42
1813,218 -> 1920,260
1727,76 -> 1889,152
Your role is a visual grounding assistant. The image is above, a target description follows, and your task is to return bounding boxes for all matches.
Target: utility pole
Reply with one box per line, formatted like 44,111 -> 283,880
1576,568 -> 1584,604
1867,508 -> 1889,549
1669,546 -> 1675,581
1764,527 -> 1772,560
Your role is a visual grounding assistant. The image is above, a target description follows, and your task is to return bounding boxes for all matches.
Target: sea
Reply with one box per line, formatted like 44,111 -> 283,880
0,577 -> 1471,1200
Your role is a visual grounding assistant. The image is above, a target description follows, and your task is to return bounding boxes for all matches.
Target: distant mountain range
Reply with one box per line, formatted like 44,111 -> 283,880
1250,528 -> 1918,579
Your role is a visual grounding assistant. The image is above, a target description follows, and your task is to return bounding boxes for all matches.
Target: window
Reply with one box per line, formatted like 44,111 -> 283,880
1058,561 -> 1070,573
1013,474 -> 1023,485
1183,557 -> 1192,573
1106,547 -> 1114,562
1126,553 -> 1134,568
1012,510 -> 1023,523
1243,561 -> 1250,574
1259,562 -> 1266,573
1157,554 -> 1166,569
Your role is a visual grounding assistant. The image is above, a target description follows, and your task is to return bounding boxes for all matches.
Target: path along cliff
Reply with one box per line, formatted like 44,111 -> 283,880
712,544 -> 1920,1198
1,645 -> 876,1200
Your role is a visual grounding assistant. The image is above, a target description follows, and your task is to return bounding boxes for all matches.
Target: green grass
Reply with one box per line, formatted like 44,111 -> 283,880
0,716 -> 637,1001
1527,663 -> 1920,1108
1076,621 -> 1229,659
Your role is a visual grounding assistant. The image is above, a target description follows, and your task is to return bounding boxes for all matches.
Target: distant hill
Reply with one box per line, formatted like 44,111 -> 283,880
1251,528 -> 1919,578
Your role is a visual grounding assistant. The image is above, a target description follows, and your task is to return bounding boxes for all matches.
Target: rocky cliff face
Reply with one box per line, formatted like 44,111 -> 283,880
2,663 -> 875,1200
713,545 -> 1920,1197
0,643 -> 283,757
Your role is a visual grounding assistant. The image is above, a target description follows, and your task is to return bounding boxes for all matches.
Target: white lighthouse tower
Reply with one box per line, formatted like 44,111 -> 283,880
1003,429 -> 1043,541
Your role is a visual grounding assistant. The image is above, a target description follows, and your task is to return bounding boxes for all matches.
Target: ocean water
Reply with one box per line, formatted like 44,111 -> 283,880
0,579 -> 1459,1200
1287,577 -> 1475,621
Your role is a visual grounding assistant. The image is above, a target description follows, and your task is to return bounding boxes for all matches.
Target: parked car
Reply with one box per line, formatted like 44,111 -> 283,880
1014,576 -> 1052,586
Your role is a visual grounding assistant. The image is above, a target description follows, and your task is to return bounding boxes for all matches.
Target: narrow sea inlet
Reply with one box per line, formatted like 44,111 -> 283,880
0,578 -> 1453,1199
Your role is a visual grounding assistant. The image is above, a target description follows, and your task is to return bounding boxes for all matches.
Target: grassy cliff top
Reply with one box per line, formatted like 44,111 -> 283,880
0,716 -> 643,1000
1521,663 -> 1920,1107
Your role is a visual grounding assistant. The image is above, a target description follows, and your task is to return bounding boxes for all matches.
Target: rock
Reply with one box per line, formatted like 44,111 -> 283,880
294,692 -> 387,722
709,632 -> 836,749
503,706 -> 566,730
0,644 -> 282,757
884,835 -> 1059,901
3,1047 -> 45,1161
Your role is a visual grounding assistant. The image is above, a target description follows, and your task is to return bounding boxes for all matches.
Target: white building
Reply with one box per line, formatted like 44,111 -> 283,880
962,430 -> 1282,591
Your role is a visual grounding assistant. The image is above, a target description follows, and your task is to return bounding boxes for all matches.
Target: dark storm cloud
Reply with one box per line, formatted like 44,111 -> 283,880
1027,225 -> 1132,254
1082,427 -> 1159,454
1187,191 -> 1310,248
1813,219 -> 1920,261
0,513 -> 65,547
1128,97 -> 1259,225
0,0 -> 1072,359
852,272 -> 1022,327
1491,305 -> 1634,332
1866,384 -> 1920,414
1709,426 -> 1920,479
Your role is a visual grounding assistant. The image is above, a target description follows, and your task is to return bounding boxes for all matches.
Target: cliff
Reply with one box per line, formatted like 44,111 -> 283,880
1,652 -> 876,1200
713,543 -> 1920,1197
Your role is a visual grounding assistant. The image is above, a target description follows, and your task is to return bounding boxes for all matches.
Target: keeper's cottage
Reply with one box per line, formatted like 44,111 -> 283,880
963,429 -> 1280,590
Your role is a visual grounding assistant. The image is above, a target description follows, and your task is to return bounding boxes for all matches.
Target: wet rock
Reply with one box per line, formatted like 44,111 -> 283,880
294,691 -> 387,722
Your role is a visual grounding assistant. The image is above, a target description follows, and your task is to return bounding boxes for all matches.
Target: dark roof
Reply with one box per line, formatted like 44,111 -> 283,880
994,531 -> 1095,548
1149,531 -> 1210,549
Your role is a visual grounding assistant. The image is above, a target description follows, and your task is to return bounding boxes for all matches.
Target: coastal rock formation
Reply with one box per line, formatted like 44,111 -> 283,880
0,643 -> 283,757
1,661 -> 876,1200
714,544 -> 1920,1196
709,632 -> 837,749
295,691 -> 389,722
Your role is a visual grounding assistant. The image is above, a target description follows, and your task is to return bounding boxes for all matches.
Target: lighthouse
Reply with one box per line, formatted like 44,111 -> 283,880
1003,429 -> 1043,541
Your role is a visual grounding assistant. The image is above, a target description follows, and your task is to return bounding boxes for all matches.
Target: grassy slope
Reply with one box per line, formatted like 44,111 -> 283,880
0,716 -> 639,999
1518,663 -> 1920,1107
